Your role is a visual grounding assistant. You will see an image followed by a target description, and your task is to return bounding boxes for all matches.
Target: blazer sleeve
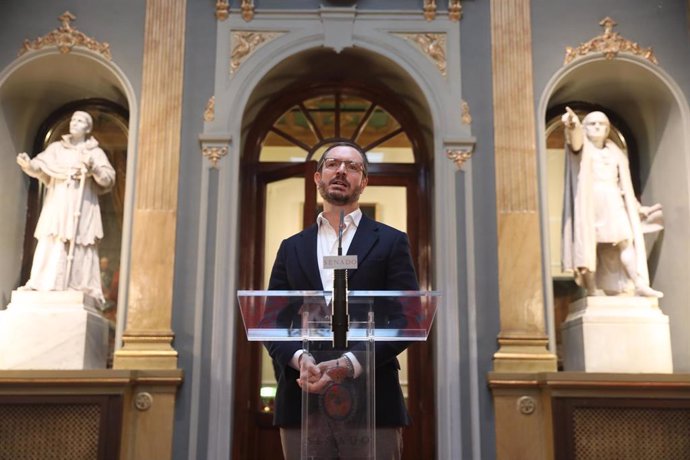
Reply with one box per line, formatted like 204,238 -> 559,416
263,240 -> 303,371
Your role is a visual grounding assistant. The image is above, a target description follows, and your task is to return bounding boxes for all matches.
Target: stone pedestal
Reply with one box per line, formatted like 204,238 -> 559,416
561,296 -> 673,373
0,290 -> 109,369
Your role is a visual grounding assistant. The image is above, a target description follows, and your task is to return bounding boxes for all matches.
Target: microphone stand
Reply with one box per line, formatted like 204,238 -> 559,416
332,210 -> 348,349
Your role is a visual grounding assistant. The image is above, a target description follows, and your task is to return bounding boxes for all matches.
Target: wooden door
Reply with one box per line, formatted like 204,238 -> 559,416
233,83 -> 433,459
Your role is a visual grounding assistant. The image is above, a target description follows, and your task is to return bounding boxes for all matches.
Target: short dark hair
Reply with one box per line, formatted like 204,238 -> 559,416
316,141 -> 369,177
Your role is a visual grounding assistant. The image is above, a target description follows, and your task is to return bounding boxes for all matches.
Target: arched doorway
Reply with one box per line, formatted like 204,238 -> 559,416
232,80 -> 434,459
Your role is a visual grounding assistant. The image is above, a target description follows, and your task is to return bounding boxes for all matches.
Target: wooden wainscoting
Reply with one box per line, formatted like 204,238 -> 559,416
0,370 -> 182,460
490,372 -> 690,460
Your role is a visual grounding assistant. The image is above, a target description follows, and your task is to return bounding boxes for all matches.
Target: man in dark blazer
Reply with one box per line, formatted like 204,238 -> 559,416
266,142 -> 419,460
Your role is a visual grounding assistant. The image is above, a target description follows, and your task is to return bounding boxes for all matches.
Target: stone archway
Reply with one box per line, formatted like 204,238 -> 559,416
196,8 -> 476,459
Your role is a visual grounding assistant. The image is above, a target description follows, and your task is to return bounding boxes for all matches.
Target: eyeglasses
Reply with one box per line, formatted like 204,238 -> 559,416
322,158 -> 365,174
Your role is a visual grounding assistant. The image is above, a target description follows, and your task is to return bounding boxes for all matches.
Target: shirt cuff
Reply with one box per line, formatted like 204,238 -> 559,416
344,352 -> 362,378
291,349 -> 306,370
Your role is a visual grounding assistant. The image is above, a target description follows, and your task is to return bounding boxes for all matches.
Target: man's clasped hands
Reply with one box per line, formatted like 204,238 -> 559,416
297,352 -> 355,393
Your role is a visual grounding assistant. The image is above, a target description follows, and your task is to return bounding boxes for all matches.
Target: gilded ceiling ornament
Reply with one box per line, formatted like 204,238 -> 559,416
461,100 -> 472,125
18,11 -> 112,60
230,31 -> 281,75
446,147 -> 473,171
397,33 -> 447,77
203,146 -> 228,169
564,17 -> 658,65
241,0 -> 255,22
215,0 -> 229,21
204,96 -> 215,122
423,0 -> 437,21
448,0 -> 463,21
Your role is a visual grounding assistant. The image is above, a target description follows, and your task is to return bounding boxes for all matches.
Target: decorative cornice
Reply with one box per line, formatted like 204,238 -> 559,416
396,33 -> 447,77
241,0 -> 255,22
204,96 -> 215,122
230,31 -> 282,75
423,0 -> 437,21
215,0 -> 229,21
449,0 -> 463,21
202,145 -> 228,169
446,147 -> 473,171
18,11 -> 111,60
564,17 -> 658,65
461,100 -> 472,125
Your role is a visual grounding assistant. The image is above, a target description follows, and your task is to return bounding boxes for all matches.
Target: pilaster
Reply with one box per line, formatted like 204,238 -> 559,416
113,0 -> 186,370
490,0 -> 556,372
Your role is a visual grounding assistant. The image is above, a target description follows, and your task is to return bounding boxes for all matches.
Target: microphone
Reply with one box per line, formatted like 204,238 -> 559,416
332,210 -> 348,349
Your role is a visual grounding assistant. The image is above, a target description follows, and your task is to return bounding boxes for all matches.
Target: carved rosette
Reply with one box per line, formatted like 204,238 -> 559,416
564,17 -> 658,65
517,396 -> 536,416
135,392 -> 154,411
241,0 -> 255,22
423,0 -> 437,21
446,147 -> 473,171
204,96 -> 215,122
215,0 -> 229,21
461,100 -> 472,125
18,11 -> 111,60
230,31 -> 282,75
203,145 -> 229,169
449,0 -> 463,21
396,33 -> 447,77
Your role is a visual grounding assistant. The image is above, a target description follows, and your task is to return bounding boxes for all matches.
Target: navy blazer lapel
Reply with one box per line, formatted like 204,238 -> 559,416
296,224 -> 322,290
346,214 -> 379,281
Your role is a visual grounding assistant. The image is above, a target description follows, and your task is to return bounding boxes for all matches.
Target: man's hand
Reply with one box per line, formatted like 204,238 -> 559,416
296,353 -> 322,393
561,106 -> 580,129
16,152 -> 31,169
297,357 -> 353,394
81,153 -> 94,170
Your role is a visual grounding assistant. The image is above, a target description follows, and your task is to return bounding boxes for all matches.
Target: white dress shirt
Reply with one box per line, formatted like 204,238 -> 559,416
291,209 -> 363,376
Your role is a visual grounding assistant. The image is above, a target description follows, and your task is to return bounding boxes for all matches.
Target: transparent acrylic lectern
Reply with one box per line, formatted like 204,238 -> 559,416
237,290 -> 439,460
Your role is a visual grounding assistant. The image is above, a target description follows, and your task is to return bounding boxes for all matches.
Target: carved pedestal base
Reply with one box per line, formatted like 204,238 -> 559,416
561,296 -> 672,373
0,290 -> 109,369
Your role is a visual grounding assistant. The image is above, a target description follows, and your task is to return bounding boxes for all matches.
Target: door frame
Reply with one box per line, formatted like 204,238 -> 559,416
232,83 -> 434,459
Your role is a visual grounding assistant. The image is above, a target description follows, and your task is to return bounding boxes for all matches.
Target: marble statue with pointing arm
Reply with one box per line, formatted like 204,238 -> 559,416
561,107 -> 663,298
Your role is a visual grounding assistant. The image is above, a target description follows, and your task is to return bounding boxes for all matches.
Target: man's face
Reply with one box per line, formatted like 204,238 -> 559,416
583,112 -> 610,144
69,113 -> 91,137
314,146 -> 368,206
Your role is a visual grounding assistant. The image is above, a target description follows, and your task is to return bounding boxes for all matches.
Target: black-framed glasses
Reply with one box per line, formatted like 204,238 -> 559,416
322,158 -> 364,174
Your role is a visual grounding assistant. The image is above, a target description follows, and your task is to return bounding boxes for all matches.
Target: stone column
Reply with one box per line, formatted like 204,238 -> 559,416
113,0 -> 186,370
490,0 -> 556,372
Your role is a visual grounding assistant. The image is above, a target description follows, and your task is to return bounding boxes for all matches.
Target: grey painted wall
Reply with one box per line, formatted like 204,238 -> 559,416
532,0 -> 690,106
459,1 -> 499,459
0,0 -> 145,101
171,1 -> 217,458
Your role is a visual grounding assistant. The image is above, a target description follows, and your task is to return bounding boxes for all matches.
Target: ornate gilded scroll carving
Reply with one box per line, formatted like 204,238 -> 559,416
203,146 -> 228,169
215,0 -> 229,21
18,11 -> 111,60
230,31 -> 282,75
423,0 -> 437,21
564,17 -> 658,65
396,33 -> 447,77
204,96 -> 215,122
446,147 -> 473,171
461,100 -> 472,125
449,0 -> 463,21
241,0 -> 255,22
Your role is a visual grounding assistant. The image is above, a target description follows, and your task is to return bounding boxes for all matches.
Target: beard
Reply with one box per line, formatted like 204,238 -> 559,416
317,176 -> 364,206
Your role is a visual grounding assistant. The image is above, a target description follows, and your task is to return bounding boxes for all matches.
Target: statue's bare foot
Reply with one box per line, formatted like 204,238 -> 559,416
635,285 -> 664,298
16,285 -> 34,291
